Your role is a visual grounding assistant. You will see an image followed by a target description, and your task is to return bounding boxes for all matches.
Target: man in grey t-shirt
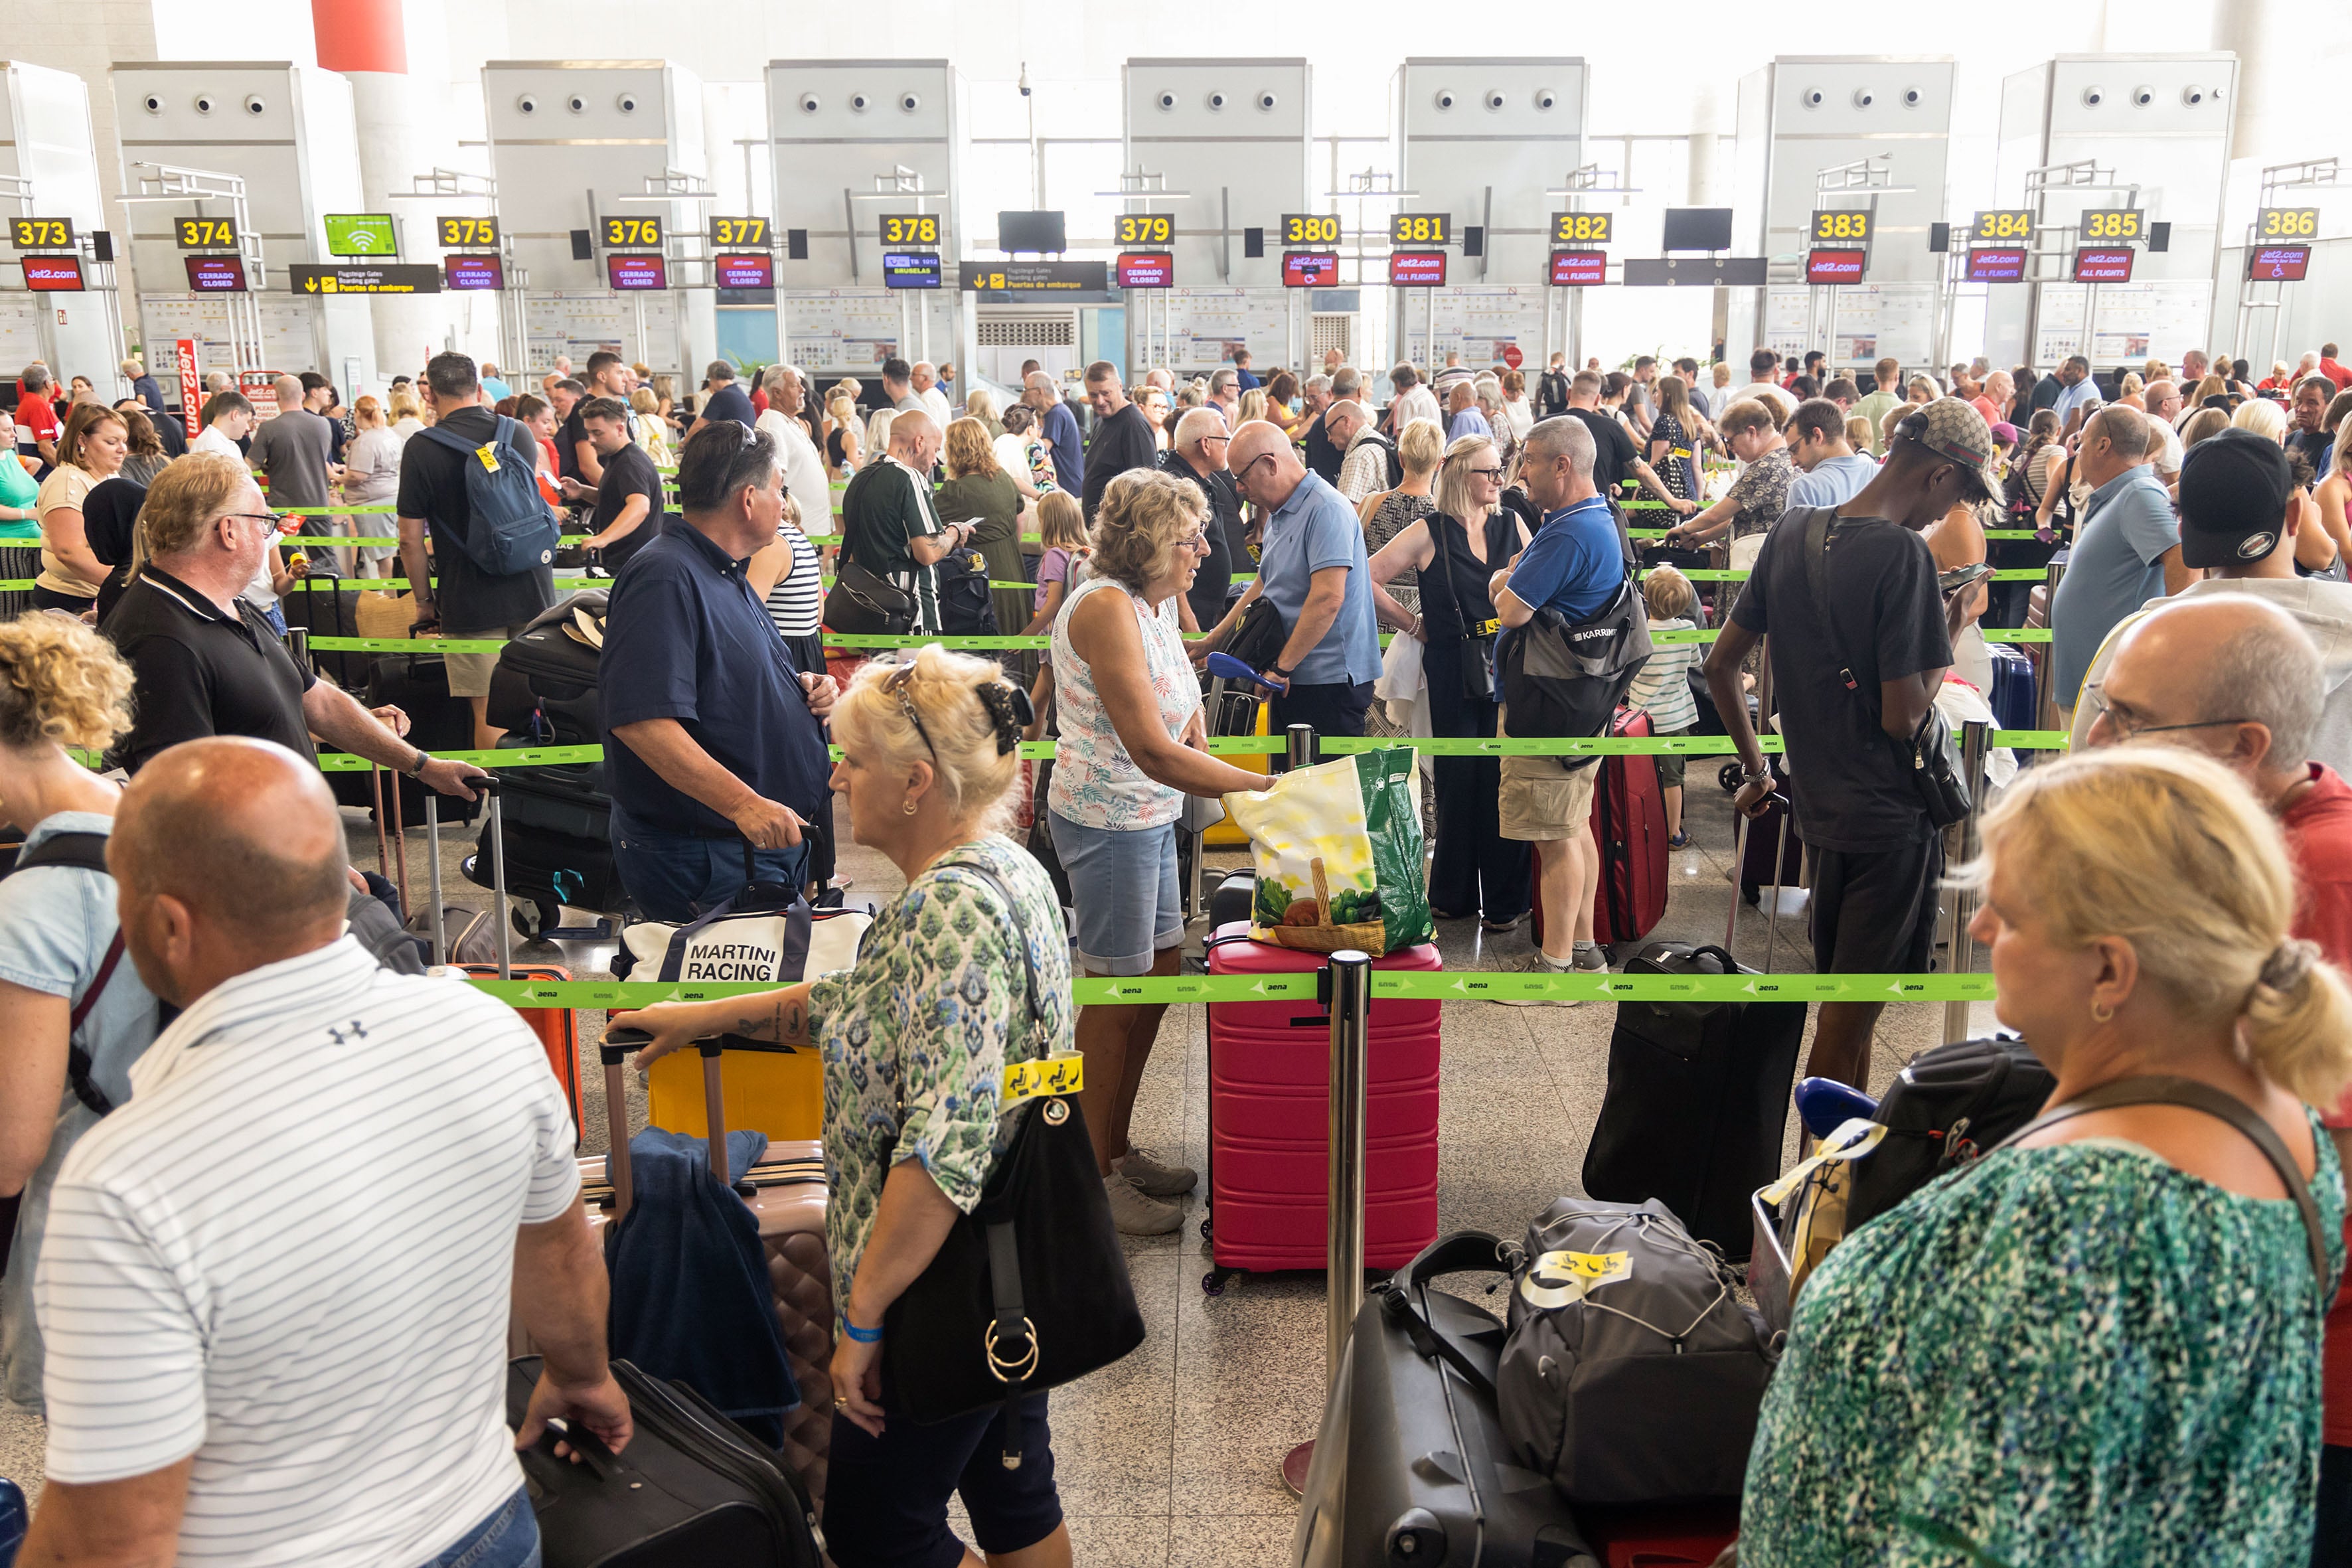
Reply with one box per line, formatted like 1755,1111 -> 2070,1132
247,373 -> 343,557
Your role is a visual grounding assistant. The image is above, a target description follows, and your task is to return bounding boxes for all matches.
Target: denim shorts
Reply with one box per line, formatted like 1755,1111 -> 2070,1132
1047,812 -> 1182,975
420,1486 -> 538,1568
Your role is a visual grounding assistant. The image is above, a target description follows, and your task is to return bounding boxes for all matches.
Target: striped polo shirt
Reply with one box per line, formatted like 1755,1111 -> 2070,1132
35,936 -> 579,1567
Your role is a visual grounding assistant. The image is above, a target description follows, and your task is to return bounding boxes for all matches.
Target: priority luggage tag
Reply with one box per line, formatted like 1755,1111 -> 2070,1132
1002,1051 -> 1083,1107
1469,617 -> 1502,638
475,443 -> 502,473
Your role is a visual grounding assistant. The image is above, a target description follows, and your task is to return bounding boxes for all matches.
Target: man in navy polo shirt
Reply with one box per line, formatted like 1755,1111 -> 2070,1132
602,422 -> 837,920
1490,416 -> 1626,992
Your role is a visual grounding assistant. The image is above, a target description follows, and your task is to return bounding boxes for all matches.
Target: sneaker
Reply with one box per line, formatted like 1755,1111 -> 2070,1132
1667,831 -> 1691,850
1117,1143 -> 1198,1198
1103,1171 -> 1186,1235
1573,942 -> 1611,974
1491,952 -> 1585,1008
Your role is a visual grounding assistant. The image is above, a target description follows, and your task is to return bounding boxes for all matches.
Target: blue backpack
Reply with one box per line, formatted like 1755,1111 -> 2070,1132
415,415 -> 559,576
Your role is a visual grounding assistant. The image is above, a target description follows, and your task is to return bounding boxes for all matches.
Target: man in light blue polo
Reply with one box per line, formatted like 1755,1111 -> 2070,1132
2050,354 -> 2102,438
2048,404 -> 2197,716
1207,420 -> 1383,741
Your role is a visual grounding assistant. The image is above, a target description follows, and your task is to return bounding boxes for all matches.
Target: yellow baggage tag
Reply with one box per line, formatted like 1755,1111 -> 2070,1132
475,443 -> 502,473
1002,1051 -> 1084,1105
1518,1249 -> 1632,1308
1672,447 -> 1692,460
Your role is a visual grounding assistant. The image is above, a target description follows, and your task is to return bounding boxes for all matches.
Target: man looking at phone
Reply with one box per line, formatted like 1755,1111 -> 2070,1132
1702,400 -> 1996,1089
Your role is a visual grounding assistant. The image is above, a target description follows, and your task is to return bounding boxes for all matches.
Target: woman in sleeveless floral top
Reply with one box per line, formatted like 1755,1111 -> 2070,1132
1739,749 -> 2352,1568
1047,469 -> 1269,1235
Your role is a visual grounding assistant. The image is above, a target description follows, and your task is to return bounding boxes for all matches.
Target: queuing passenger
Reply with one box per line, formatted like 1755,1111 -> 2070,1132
840,410 -> 973,635
604,422 -> 836,917
1704,400 -> 1993,1085
2145,378 -> 2187,478
747,490 -> 827,690
395,352 -> 558,750
1202,422 -> 1383,740
688,360 -> 757,435
1784,396 -> 1879,510
2295,374 -> 2340,479
1563,370 -> 1693,520
2049,353 -> 2102,438
1025,370 -> 1085,494
15,364 -> 58,469
1644,374 -> 1707,504
1445,380 -> 1492,443
1725,348 -> 1797,424
112,406 -> 168,488
630,386 -> 675,469
1208,367 -> 1241,430
1488,416 -> 1624,991
1662,398 -> 1791,570
556,351 -> 632,485
964,386 -> 1004,439
477,361 -> 512,403
826,386 -> 864,477
0,616 -> 153,1412
1357,416 -> 1445,609
1330,400 -> 1393,505
121,356 -> 165,419
2048,406 -> 2195,717
1626,566 -> 1705,849
1159,406 -> 1245,631
1047,471 -> 1267,1230
615,649 -> 1073,1567
909,360 -> 952,425
1231,347 -> 1260,391
879,356 -> 917,415
937,415 -> 1027,637
1079,361 -> 1157,523
0,412 -> 38,534
33,402 -> 127,615
1499,369 -> 1535,446
251,374 -> 343,564
1387,362 -> 1442,434
1264,370 -> 1305,440
1848,357 -> 1903,457
1367,433 -> 1532,928
567,396 -> 665,574
1741,745 -> 2351,1565
23,736 -> 625,1568
337,395 -> 405,580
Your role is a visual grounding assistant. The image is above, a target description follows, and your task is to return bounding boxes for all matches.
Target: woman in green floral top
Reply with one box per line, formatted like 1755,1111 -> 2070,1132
1739,747 -> 2352,1568
617,645 -> 1076,1568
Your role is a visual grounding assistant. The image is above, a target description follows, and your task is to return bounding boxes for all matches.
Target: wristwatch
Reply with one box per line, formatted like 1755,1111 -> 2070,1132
1267,663 -> 1293,680
405,749 -> 433,778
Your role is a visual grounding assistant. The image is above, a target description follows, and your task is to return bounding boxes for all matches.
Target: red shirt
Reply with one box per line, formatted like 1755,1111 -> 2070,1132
2323,358 -> 2352,392
15,392 -> 58,444
2280,764 -> 2352,1445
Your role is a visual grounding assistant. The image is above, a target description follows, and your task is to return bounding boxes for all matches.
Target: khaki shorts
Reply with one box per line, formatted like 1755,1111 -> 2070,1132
442,623 -> 528,698
1496,706 -> 1601,842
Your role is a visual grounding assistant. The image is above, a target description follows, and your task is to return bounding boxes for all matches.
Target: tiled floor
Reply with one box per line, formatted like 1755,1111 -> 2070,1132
0,780 -> 1998,1559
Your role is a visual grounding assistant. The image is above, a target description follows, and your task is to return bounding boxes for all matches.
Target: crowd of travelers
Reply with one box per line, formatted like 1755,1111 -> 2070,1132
1,332 -> 2350,1567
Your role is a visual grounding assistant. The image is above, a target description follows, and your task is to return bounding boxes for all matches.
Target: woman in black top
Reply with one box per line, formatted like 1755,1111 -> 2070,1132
1366,437 -> 1533,927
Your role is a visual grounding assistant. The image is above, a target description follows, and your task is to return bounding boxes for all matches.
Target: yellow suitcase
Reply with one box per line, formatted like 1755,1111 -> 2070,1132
647,1043 -> 823,1142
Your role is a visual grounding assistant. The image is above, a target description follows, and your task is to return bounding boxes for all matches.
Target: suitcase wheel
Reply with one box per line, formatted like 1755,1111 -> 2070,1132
1198,1214 -> 1213,1241
1202,1268 -> 1237,1297
1719,761 -> 1748,794
512,899 -> 563,940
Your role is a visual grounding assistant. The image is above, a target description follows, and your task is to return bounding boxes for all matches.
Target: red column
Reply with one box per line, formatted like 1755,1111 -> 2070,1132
311,0 -> 407,75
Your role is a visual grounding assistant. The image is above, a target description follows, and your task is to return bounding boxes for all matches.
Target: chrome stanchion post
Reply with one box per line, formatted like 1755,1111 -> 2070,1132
1940,719 -> 1992,1044
1286,722 -> 1318,771
282,625 -> 309,673
1282,947 -> 1372,1496
425,794 -> 447,966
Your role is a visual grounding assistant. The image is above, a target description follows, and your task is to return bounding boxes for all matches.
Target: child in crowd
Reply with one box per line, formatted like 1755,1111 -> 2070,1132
1626,565 -> 1704,848
1021,489 -> 1091,739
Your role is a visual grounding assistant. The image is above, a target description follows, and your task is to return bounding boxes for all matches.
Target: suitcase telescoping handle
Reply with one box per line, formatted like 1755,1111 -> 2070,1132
598,1026 -> 746,1221
476,775 -> 510,982
1727,791 -> 1794,969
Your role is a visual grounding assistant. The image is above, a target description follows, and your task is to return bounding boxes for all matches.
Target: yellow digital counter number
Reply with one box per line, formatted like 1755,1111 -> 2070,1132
1389,212 -> 1450,246
1551,212 -> 1612,245
437,216 -> 500,249
879,214 -> 939,246
1282,212 -> 1339,246
175,216 -> 238,250
9,218 -> 72,250
2257,207 -> 2319,241
601,215 -> 663,249
1114,213 -> 1173,246
1972,209 -> 2033,242
1810,210 -> 1872,243
710,216 -> 768,248
2080,209 -> 2144,243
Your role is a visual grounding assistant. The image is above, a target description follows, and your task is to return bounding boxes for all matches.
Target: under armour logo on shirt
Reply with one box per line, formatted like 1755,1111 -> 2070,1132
325,1021 -> 369,1046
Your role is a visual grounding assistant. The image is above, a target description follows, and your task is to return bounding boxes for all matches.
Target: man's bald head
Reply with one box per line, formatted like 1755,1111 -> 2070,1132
111,739 -> 351,997
2096,595 -> 2322,796
274,374 -> 304,410
888,409 -> 940,466
1324,400 -> 1367,443
1227,420 -> 1304,509
1174,406 -> 1227,452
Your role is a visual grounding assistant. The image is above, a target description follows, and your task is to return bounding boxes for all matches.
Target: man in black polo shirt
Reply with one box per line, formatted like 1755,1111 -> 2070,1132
396,351 -> 558,749
102,450 -> 485,798
558,351 -> 634,487
602,422 -> 837,920
559,397 -> 663,573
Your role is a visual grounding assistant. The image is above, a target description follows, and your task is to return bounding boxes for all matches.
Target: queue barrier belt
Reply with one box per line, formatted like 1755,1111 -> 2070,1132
463,970 -> 1996,1010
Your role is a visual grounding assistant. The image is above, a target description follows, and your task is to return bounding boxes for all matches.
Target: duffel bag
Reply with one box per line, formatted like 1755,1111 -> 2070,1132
1498,1196 -> 1776,1505
1842,1034 -> 2055,1232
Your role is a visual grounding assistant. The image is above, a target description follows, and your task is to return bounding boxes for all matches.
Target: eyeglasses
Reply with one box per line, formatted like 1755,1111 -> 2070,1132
1233,452 -> 1278,486
1198,434 -> 1231,446
2081,683 -> 2254,744
225,511 -> 287,533
1177,529 -> 1211,553
886,661 -> 939,765
1464,466 -> 1507,480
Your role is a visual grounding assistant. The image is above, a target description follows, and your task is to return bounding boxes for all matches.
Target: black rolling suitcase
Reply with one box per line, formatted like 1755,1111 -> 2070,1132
1293,1233 -> 1601,1568
329,650 -> 482,825
281,574 -> 373,690
507,1356 -> 823,1568
1581,941 -> 1808,1259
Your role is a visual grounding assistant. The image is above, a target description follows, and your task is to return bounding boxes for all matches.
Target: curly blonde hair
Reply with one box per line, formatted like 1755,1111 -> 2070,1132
832,645 -> 1024,832
1089,468 -> 1206,591
0,611 -> 133,751
943,416 -> 1001,479
1962,745 -> 2352,1107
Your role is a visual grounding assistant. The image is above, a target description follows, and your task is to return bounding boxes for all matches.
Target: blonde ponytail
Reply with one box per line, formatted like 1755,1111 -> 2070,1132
2243,940 -> 2352,1109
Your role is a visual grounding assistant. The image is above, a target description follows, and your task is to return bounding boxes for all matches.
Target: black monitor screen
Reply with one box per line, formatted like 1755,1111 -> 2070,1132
996,210 -> 1067,253
1661,207 -> 1733,253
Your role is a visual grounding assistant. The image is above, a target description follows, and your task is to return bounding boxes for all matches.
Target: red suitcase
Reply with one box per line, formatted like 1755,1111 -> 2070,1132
1203,924 -> 1441,1293
1529,708 -> 1672,951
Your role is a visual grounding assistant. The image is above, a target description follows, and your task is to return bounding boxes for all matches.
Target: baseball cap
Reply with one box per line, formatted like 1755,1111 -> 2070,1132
2177,427 -> 2294,568
1896,398 -> 2003,502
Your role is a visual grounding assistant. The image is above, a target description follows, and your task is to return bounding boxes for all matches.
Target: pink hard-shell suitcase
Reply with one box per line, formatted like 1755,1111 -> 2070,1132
1202,923 -> 1441,1294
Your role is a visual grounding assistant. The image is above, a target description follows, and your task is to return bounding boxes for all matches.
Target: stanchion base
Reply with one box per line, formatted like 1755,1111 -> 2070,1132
1281,1441 -> 1314,1496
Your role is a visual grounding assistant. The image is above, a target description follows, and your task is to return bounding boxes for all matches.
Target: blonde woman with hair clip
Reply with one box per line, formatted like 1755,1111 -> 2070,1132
1740,744 -> 2352,1567
631,386 -> 674,468
613,646 -> 1084,1568
0,613 -> 158,1412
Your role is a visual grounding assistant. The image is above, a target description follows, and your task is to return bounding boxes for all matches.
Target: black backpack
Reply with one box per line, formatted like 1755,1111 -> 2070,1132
1842,1034 -> 2057,1231
933,545 -> 1000,637
1358,430 -> 1405,490
1496,567 -> 1654,769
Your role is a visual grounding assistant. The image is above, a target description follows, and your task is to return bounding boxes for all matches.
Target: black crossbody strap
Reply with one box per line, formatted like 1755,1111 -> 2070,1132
2001,1073 -> 2330,1294
15,832 -> 127,1117
1798,507 -> 1862,695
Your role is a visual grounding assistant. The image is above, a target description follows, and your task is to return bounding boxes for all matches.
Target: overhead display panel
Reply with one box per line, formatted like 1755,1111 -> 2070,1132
885,251 -> 943,289
1389,250 -> 1447,287
2249,246 -> 2312,283
323,214 -> 397,258
606,254 -> 668,290
20,256 -> 82,291
715,253 -> 775,289
957,260 -> 1101,293
185,256 -> 249,291
2073,248 -> 2135,283
1966,247 -> 2029,283
1282,252 -> 1338,288
1549,251 -> 1607,287
444,254 -> 505,290
1116,252 -> 1175,289
1805,249 -> 1867,285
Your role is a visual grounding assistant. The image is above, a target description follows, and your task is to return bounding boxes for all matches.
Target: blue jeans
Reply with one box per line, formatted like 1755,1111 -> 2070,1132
420,1487 -> 538,1568
613,814 -> 811,923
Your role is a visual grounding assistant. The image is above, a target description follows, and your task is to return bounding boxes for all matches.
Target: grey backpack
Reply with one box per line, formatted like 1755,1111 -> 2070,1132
1496,1196 -> 1776,1504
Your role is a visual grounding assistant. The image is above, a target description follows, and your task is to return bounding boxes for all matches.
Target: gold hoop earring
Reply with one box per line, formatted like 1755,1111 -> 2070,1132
2091,1000 -> 2115,1024
902,797 -> 920,816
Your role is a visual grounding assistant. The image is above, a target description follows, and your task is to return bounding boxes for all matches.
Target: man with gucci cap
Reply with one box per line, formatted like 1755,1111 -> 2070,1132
1702,397 -> 1995,1089
2068,428 -> 2352,772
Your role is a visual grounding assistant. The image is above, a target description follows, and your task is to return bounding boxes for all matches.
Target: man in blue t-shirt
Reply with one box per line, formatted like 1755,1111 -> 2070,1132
1489,416 -> 1626,987
1205,422 -> 1383,743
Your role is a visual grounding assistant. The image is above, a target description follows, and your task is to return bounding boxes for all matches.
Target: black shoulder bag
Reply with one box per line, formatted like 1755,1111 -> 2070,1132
880,861 -> 1146,1467
823,467 -> 918,635
1797,508 -> 1971,830
1496,560 -> 1654,773
1426,509 -> 1510,702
